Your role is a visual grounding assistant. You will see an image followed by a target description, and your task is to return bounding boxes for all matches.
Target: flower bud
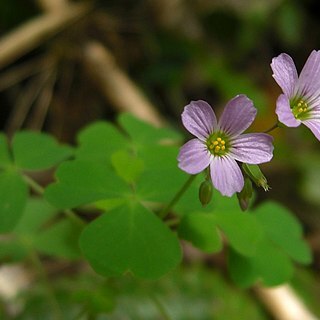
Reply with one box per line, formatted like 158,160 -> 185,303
242,163 -> 270,191
199,180 -> 213,207
237,177 -> 253,211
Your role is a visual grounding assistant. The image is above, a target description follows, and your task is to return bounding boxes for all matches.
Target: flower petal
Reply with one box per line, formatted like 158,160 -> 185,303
303,119 -> 320,141
218,95 -> 257,137
297,50 -> 320,100
276,94 -> 301,127
181,100 -> 217,141
271,53 -> 298,98
307,104 -> 320,119
210,156 -> 244,197
178,138 -> 212,174
229,133 -> 274,164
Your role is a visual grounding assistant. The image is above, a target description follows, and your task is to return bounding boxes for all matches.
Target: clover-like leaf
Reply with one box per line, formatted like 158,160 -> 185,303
228,201 -> 310,287
12,131 -> 73,170
80,201 -> 182,279
0,170 -> 28,233
14,198 -> 58,235
136,145 -> 188,202
215,211 -> 264,257
76,122 -> 127,164
229,240 -> 294,287
45,160 -> 129,209
0,198 -> 81,260
111,150 -> 144,184
178,213 -> 222,253
34,220 -> 83,260
174,175 -> 242,217
254,202 -> 311,264
118,113 -> 183,146
0,198 -> 57,261
0,134 -> 11,168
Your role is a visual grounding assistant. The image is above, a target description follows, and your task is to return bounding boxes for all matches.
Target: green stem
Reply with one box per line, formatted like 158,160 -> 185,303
264,122 -> 279,134
165,217 -> 181,227
159,175 -> 196,219
29,249 -> 62,320
23,174 -> 44,194
22,174 -> 85,227
150,294 -> 172,320
71,307 -> 88,320
64,209 -> 86,227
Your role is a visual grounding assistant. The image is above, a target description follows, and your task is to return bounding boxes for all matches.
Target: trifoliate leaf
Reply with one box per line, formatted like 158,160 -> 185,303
0,170 -> 28,233
229,240 -> 294,287
215,211 -> 263,257
178,213 -> 222,253
111,150 -> 144,184
80,201 -> 182,279
135,145 -> 188,203
174,175 -> 242,216
44,160 -> 129,209
76,121 -> 127,164
0,198 -> 79,261
34,220 -> 83,260
0,133 -> 11,168
12,131 -> 73,170
118,113 -> 183,146
0,199 -> 58,261
14,198 -> 58,234
254,202 -> 312,264
137,167 -> 187,202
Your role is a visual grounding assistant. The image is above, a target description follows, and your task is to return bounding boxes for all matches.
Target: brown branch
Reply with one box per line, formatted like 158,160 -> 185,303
254,285 -> 319,320
36,0 -> 68,12
0,3 -> 90,69
82,41 -> 165,127
5,70 -> 53,136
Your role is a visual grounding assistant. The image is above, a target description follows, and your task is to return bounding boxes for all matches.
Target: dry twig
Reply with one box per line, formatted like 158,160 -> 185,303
0,2 -> 89,69
255,285 -> 319,320
82,41 -> 165,127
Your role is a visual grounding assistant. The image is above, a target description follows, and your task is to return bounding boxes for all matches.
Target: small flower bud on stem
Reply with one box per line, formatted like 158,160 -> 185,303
199,179 -> 213,207
242,163 -> 270,191
237,177 -> 253,211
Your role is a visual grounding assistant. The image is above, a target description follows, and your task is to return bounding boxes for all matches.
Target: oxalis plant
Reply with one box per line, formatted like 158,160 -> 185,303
0,51 -> 318,312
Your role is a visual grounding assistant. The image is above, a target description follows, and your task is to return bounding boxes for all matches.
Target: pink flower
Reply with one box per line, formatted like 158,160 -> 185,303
178,95 -> 273,197
271,50 -> 320,140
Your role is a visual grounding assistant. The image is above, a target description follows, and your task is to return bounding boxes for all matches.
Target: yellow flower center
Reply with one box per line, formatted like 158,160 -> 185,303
207,135 -> 228,156
291,99 -> 309,119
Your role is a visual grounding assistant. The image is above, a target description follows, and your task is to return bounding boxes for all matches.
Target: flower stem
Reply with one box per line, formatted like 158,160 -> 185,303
159,175 -> 197,219
165,217 -> 181,227
150,294 -> 172,320
28,248 -> 62,320
22,174 -> 85,227
23,174 -> 44,195
264,122 -> 279,133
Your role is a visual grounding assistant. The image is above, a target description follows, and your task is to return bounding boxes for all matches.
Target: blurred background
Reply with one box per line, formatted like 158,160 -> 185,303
1,0 -> 320,319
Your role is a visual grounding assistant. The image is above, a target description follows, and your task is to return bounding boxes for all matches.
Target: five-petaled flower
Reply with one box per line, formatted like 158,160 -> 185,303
271,50 -> 320,140
178,95 -> 274,197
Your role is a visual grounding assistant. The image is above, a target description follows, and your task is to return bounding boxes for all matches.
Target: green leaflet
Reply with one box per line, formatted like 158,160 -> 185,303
0,170 -> 27,233
80,201 -> 182,279
12,131 -> 73,170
